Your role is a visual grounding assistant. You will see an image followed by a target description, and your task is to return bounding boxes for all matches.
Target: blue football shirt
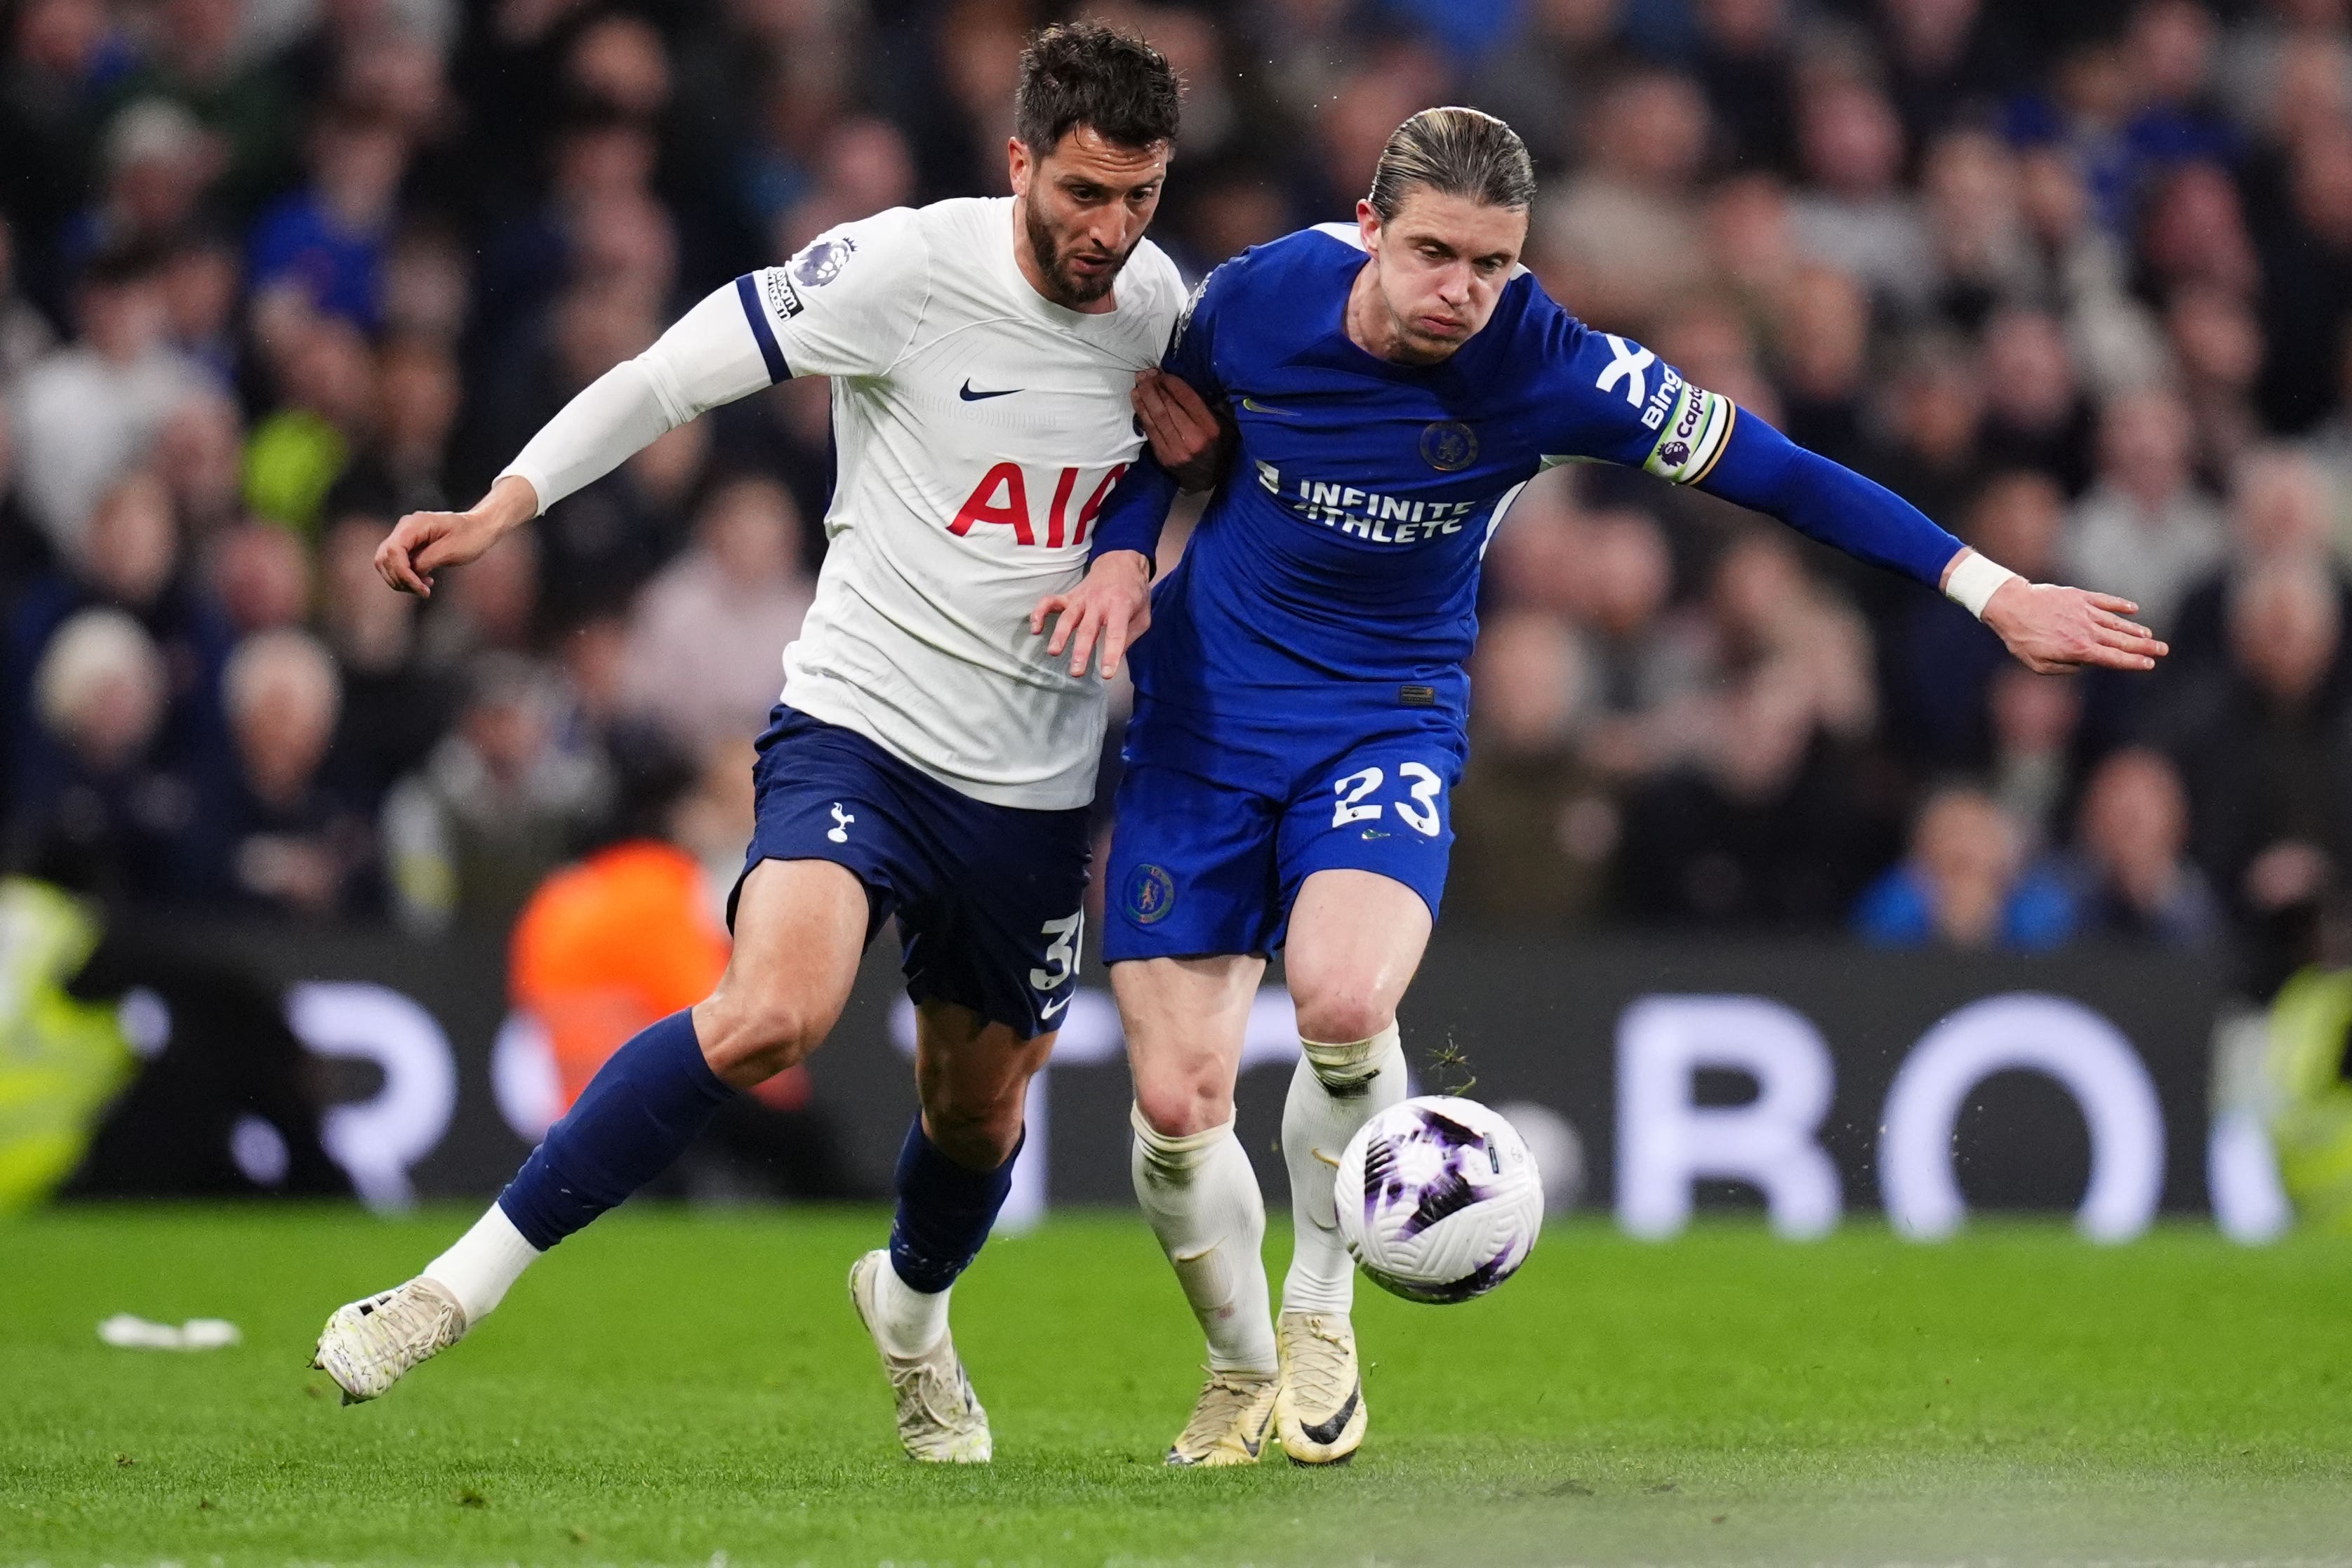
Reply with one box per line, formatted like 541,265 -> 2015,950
1091,222 -> 1962,742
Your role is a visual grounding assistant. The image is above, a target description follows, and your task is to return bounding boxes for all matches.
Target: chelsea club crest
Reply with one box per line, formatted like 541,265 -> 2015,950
1421,421 -> 1477,472
1126,863 -> 1177,924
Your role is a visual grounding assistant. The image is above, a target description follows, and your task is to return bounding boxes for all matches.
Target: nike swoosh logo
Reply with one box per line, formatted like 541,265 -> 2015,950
1300,1383 -> 1359,1446
1241,1406 -> 1273,1459
960,380 -> 1020,401
1037,992 -> 1072,1021
1241,397 -> 1298,418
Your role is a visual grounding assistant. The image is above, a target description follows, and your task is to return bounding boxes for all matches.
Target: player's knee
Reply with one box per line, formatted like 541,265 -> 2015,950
696,990 -> 824,1083
922,1098 -> 1023,1169
1131,1075 -> 1232,1140
1291,992 -> 1394,1049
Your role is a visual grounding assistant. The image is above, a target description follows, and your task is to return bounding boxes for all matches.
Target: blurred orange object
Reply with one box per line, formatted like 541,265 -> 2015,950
510,843 -> 809,1114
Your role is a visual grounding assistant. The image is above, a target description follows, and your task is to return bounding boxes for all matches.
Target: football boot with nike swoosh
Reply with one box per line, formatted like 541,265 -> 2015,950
1273,1310 -> 1367,1464
1164,1367 -> 1280,1466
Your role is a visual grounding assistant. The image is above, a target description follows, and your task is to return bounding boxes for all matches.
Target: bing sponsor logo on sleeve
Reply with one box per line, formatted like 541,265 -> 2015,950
1593,330 -> 1737,487
1595,333 -> 1657,407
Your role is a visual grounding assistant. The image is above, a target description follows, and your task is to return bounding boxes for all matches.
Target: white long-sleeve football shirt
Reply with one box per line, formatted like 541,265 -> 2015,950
503,197 -> 1186,809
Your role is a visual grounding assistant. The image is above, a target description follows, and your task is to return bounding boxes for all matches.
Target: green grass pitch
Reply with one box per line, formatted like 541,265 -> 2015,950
5,1207 -> 2352,1566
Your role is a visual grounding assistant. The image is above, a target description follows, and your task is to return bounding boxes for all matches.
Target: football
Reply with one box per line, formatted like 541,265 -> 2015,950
1334,1095 -> 1544,1303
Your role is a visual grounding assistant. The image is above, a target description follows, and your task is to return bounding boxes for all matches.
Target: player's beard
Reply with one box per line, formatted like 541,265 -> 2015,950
1023,200 -> 1131,307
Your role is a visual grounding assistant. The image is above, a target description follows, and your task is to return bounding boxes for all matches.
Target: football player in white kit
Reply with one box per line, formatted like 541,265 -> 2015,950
310,24 -> 1190,1464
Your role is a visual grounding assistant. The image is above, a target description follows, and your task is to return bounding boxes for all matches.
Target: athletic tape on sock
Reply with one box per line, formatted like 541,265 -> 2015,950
1131,1103 -> 1235,1179
1299,1021 -> 1403,1096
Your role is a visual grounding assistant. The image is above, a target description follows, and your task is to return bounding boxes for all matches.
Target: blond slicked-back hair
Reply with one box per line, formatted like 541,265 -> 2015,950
1367,107 -> 1536,222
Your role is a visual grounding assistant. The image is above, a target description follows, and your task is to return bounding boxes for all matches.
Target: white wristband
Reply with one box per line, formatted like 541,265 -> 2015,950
1944,553 -> 2021,619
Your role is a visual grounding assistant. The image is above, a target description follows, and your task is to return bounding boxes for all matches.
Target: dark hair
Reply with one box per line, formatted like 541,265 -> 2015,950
1366,107 -> 1536,222
1014,21 -> 1181,157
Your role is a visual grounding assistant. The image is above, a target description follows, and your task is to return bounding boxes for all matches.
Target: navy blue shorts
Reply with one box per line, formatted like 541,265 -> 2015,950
732,706 -> 1092,1039
1103,702 -> 1464,963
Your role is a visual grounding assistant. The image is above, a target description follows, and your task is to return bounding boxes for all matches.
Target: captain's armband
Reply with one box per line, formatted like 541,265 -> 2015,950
1641,379 -> 1738,486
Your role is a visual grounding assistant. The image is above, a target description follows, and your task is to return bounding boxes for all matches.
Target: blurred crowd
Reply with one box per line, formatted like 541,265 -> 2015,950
5,0 -> 2352,990
1440,0 -> 2352,990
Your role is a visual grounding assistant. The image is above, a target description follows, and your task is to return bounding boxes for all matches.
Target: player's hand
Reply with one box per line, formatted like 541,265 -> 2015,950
1133,369 -> 1229,492
374,474 -> 538,597
1030,549 -> 1152,679
1981,579 -> 2169,675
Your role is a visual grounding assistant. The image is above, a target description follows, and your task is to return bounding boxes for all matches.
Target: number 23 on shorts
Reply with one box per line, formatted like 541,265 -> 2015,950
1329,761 -> 1447,837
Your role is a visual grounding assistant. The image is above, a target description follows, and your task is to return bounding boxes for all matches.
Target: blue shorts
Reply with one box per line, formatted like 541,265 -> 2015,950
1103,703 -> 1464,962
732,706 -> 1091,1038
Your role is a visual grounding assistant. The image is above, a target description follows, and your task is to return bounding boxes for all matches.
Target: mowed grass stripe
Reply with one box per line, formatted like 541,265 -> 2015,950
4,1207 -> 2351,1565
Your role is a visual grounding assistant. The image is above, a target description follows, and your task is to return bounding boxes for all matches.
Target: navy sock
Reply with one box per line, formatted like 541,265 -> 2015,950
497,1009 -> 733,1251
888,1119 -> 1022,1294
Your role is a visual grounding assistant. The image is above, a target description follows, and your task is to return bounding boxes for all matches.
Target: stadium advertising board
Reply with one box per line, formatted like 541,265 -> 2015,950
84,922 -> 2282,1240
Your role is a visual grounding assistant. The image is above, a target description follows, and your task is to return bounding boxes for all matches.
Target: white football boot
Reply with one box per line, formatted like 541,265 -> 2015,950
311,1277 -> 467,1404
1164,1367 -> 1280,1466
1273,1310 -> 1367,1464
849,1250 -> 992,1463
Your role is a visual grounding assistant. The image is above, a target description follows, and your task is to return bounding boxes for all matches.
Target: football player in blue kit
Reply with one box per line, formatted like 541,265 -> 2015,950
1032,107 -> 2167,1467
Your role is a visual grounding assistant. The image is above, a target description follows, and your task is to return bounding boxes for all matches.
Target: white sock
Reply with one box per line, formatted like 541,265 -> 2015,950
872,1260 -> 952,1357
1130,1105 -> 1277,1375
1280,1023 -> 1407,1316
423,1203 -> 543,1326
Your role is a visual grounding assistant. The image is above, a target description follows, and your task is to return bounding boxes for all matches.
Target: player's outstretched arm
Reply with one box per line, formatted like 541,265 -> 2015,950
1030,549 -> 1152,679
376,282 -> 780,597
1948,550 -> 2167,675
1689,412 -> 2166,674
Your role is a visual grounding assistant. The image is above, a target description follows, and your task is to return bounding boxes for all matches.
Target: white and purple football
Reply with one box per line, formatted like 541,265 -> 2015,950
1336,1096 -> 1543,1303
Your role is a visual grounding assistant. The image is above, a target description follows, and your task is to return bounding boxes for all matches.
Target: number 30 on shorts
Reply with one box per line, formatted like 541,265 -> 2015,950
1329,762 -> 1445,836
1029,910 -> 1084,992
